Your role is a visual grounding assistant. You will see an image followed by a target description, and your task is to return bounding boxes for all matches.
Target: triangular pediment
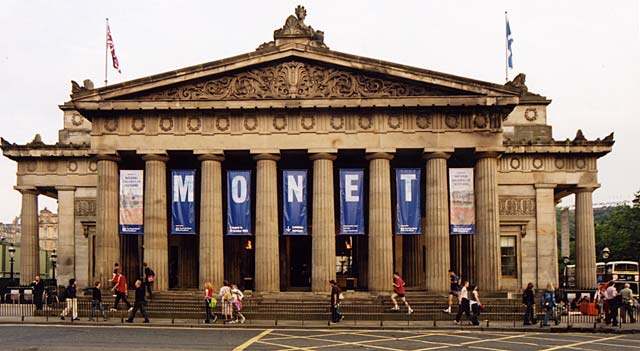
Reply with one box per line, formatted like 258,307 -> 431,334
123,58 -> 477,101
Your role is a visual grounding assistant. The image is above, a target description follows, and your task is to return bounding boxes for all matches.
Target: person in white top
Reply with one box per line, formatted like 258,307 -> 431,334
455,281 -> 471,324
604,281 -> 619,326
228,284 -> 246,324
219,280 -> 233,323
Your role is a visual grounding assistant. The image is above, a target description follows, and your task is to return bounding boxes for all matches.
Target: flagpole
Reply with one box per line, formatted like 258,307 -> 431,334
105,18 -> 108,87
505,12 -> 508,82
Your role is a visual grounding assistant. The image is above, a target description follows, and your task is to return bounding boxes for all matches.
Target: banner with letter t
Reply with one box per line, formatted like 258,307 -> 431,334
395,168 -> 421,234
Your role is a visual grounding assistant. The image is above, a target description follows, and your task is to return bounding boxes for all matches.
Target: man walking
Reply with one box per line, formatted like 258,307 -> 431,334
110,268 -> 132,312
604,281 -> 619,326
620,283 -> 636,323
126,279 -> 150,323
143,262 -> 155,300
391,272 -> 413,314
444,270 -> 460,313
60,279 -> 79,321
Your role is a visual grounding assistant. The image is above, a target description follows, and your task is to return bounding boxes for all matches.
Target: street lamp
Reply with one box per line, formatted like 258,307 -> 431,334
50,249 -> 57,283
601,247 -> 610,282
562,256 -> 570,288
8,244 -> 16,280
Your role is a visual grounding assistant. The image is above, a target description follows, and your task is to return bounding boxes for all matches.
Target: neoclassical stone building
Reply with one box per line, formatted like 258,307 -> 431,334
2,7 -> 613,293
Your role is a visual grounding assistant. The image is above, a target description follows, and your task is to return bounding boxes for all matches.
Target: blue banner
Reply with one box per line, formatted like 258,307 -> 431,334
282,170 -> 307,235
171,170 -> 196,235
395,169 -> 421,235
339,169 -> 365,235
227,170 -> 252,235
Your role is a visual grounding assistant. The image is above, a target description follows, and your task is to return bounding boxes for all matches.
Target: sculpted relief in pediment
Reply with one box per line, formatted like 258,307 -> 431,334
131,61 -> 469,101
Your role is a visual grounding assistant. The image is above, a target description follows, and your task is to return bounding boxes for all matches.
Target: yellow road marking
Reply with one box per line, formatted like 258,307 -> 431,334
539,334 -> 624,351
233,328 -> 273,351
461,333 -> 540,345
468,346 -> 512,351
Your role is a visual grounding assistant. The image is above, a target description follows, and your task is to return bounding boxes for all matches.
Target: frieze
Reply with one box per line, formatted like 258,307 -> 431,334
499,197 -> 536,217
74,198 -> 96,217
499,155 -> 597,172
135,60 -> 449,101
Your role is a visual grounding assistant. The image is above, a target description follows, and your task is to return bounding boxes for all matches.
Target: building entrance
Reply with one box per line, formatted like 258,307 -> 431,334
168,235 -> 199,289
282,236 -> 311,290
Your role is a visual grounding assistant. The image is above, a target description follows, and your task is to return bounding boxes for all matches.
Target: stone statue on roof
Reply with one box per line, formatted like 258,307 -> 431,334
259,5 -> 328,50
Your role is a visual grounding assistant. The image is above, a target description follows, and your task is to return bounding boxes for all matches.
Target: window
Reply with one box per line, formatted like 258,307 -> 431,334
500,236 -> 517,277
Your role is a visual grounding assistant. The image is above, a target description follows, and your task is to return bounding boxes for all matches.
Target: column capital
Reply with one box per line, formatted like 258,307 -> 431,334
142,153 -> 169,162
475,151 -> 502,160
423,152 -> 451,161
365,152 -> 394,161
14,185 -> 37,195
197,154 -> 225,162
310,153 -> 337,161
95,153 -> 120,162
253,153 -> 280,162
574,185 -> 599,193
55,186 -> 77,192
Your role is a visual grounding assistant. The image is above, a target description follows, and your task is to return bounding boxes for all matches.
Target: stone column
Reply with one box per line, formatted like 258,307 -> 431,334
575,187 -> 597,289
560,208 -> 570,260
535,184 -> 558,288
366,152 -> 394,294
424,152 -> 451,293
143,154 -> 169,291
310,153 -> 337,293
15,186 -> 39,285
254,153 -> 280,293
474,152 -> 501,292
95,154 -> 120,287
198,154 -> 225,288
56,186 -> 76,286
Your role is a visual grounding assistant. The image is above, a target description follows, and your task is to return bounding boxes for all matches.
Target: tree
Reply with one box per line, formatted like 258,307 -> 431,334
594,191 -> 640,262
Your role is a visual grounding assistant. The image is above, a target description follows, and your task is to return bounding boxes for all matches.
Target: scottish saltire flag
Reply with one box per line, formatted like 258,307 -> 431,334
506,15 -> 514,69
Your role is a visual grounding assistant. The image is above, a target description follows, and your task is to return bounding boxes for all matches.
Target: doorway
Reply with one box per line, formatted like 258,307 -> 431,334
284,236 -> 311,290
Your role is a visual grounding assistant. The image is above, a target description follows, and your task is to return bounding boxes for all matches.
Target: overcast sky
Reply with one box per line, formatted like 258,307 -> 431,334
1,0 -> 639,222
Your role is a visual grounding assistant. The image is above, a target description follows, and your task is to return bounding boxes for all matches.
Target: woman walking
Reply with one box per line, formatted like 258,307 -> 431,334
204,282 -> 217,324
219,280 -> 233,323
522,282 -> 535,325
329,280 -> 343,323
454,281 -> 471,325
229,284 -> 246,324
541,283 -> 557,326
469,285 -> 482,326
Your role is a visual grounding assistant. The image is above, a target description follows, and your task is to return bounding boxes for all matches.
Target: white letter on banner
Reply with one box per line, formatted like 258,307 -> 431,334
287,175 -> 303,203
173,175 -> 194,202
400,173 -> 417,202
345,174 -> 360,202
231,176 -> 248,203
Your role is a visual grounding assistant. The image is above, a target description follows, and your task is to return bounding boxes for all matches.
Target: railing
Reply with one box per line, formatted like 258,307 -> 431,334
1,294 -> 638,328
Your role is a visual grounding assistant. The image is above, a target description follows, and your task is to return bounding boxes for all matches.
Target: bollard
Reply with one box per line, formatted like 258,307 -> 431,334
171,299 -> 175,324
433,320 -> 437,327
486,319 -> 489,328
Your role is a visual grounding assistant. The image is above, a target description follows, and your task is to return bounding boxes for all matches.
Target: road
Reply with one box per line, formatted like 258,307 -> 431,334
0,325 -> 638,351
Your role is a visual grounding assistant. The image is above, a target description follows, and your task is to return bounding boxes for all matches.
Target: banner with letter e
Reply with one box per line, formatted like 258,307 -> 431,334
283,170 -> 308,235
449,168 -> 475,235
171,169 -> 196,234
395,168 -> 421,234
339,169 -> 365,235
227,170 -> 252,235
119,170 -> 143,234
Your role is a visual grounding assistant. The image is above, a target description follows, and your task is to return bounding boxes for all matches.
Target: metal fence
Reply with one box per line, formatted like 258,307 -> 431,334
1,293 -> 638,328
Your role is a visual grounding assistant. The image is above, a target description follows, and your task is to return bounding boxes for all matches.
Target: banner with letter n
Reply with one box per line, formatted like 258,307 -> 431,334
119,170 -> 143,234
449,168 -> 475,235
283,170 -> 308,235
339,169 -> 365,235
171,169 -> 196,235
227,170 -> 252,235
395,168 -> 421,235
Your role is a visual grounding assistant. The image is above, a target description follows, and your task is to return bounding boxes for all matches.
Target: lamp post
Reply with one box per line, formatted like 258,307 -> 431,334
562,256 -> 570,288
601,247 -> 610,282
8,244 -> 16,280
50,249 -> 57,283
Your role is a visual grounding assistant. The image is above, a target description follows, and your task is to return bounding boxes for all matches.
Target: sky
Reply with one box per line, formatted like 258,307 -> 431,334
0,0 -> 639,222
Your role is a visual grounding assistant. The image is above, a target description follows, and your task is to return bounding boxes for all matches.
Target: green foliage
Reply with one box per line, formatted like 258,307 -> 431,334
595,203 -> 640,262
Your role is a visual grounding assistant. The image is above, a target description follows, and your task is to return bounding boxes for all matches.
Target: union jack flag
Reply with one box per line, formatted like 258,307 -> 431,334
106,20 -> 121,73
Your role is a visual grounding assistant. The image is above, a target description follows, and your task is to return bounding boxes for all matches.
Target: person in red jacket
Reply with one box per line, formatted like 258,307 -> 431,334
110,268 -> 132,312
391,272 -> 414,314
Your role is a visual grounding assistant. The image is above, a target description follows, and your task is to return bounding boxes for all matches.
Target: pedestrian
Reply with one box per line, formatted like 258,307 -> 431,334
203,282 -> 217,324
229,284 -> 246,324
469,285 -> 482,326
454,281 -> 471,325
30,274 -> 44,311
143,262 -> 155,300
595,285 -> 606,323
219,280 -> 233,323
620,283 -> 637,323
604,280 -> 619,326
391,272 -> 413,314
111,262 -> 120,297
329,279 -> 343,323
444,270 -> 460,313
125,279 -> 150,323
522,282 -> 535,325
110,268 -> 132,312
60,278 -> 79,321
88,281 -> 107,321
541,283 -> 557,326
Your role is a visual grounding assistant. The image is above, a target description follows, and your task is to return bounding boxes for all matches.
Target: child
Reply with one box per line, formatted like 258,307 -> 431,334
88,281 -> 107,321
229,284 -> 245,324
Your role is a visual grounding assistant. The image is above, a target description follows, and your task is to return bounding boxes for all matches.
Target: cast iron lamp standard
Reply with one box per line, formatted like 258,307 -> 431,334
601,247 -> 610,283
50,249 -> 57,283
8,244 -> 16,280
562,256 -> 570,288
